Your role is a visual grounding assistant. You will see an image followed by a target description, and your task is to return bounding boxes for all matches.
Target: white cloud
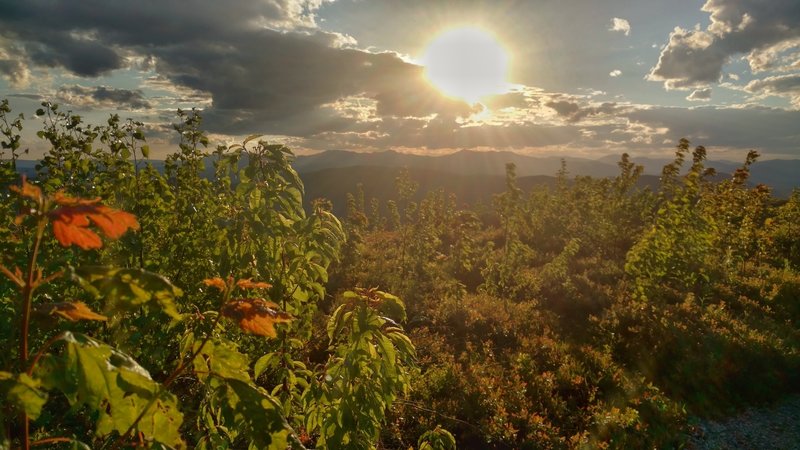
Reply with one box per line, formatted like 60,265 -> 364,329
745,74 -> 800,107
649,0 -> 800,90
747,38 -> 800,73
610,17 -> 631,36
648,27 -> 727,89
55,85 -> 152,110
609,69 -> 622,77
687,87 -> 712,101
609,17 -> 631,36
0,37 -> 31,87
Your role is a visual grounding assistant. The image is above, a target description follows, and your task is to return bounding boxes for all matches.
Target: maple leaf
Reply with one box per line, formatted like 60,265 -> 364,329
203,277 -> 228,291
38,301 -> 108,322
221,298 -> 292,338
9,177 -> 43,203
47,194 -> 139,250
236,278 -> 272,290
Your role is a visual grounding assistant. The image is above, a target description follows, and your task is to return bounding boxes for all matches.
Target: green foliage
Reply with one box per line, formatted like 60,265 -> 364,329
2,99 -> 799,450
418,425 -> 456,450
0,101 -> 417,450
330,139 -> 799,449
38,332 -> 184,448
304,289 -> 415,449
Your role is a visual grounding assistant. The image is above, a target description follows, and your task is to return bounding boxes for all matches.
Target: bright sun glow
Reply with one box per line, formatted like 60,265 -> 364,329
421,27 -> 510,103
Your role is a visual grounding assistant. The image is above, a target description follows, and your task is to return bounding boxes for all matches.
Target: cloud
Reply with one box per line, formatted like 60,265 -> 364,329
0,38 -> 31,87
687,88 -> 712,101
545,97 -> 630,123
56,85 -> 152,110
744,74 -> 800,107
648,27 -> 727,89
628,105 -> 800,154
649,0 -> 800,89
0,0 -> 470,137
609,69 -> 622,77
610,18 -> 631,36
747,38 -> 800,73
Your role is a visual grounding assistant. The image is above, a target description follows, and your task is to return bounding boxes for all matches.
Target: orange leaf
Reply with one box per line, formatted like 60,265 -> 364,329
48,202 -> 139,250
40,301 -> 108,322
9,177 -> 42,202
53,191 -> 102,207
51,214 -> 103,249
236,278 -> 272,290
221,298 -> 291,338
203,277 -> 228,291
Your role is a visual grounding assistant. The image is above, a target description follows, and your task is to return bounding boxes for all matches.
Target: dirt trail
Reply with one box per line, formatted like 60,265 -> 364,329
687,395 -> 800,450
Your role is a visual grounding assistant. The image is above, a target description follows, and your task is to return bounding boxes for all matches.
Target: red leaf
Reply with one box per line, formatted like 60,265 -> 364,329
9,177 -> 42,202
38,301 -> 108,322
236,278 -> 272,290
221,298 -> 292,338
47,196 -> 139,250
202,277 -> 228,291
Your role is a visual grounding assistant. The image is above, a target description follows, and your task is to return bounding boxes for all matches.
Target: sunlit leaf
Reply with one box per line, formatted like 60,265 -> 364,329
203,277 -> 228,292
0,371 -> 48,420
36,301 -> 108,322
221,298 -> 292,337
9,177 -> 43,203
72,266 -> 183,321
213,377 -> 295,449
46,332 -> 185,448
190,336 -> 250,382
236,278 -> 272,290
48,195 -> 139,249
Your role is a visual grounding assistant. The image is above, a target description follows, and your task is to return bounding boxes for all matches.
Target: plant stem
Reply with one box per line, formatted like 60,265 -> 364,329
31,437 -> 72,447
107,305 -> 226,450
18,219 -> 45,450
27,332 -> 66,376
20,220 -> 45,370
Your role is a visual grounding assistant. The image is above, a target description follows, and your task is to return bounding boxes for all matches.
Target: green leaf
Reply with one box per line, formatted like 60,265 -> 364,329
243,134 -> 263,146
0,371 -> 48,419
191,336 -> 250,382
213,377 -> 296,449
254,353 -> 278,379
376,291 -> 407,323
47,332 -> 185,448
327,304 -> 347,342
71,266 -> 183,321
418,425 -> 456,450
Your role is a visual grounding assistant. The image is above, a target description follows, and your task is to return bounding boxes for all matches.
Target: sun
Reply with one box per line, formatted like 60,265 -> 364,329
421,27 -> 510,103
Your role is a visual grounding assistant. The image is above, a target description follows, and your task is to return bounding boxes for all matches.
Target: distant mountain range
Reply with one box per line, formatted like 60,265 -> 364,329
294,150 -> 798,207
9,149 -> 798,216
293,149 -> 799,194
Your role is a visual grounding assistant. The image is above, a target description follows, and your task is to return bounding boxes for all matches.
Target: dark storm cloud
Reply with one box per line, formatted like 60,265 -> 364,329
56,85 -> 152,110
26,37 -> 123,77
649,0 -> 800,89
0,0 -> 470,136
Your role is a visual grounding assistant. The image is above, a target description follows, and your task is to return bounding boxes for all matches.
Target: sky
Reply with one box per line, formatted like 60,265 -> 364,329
1,0 -> 799,160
